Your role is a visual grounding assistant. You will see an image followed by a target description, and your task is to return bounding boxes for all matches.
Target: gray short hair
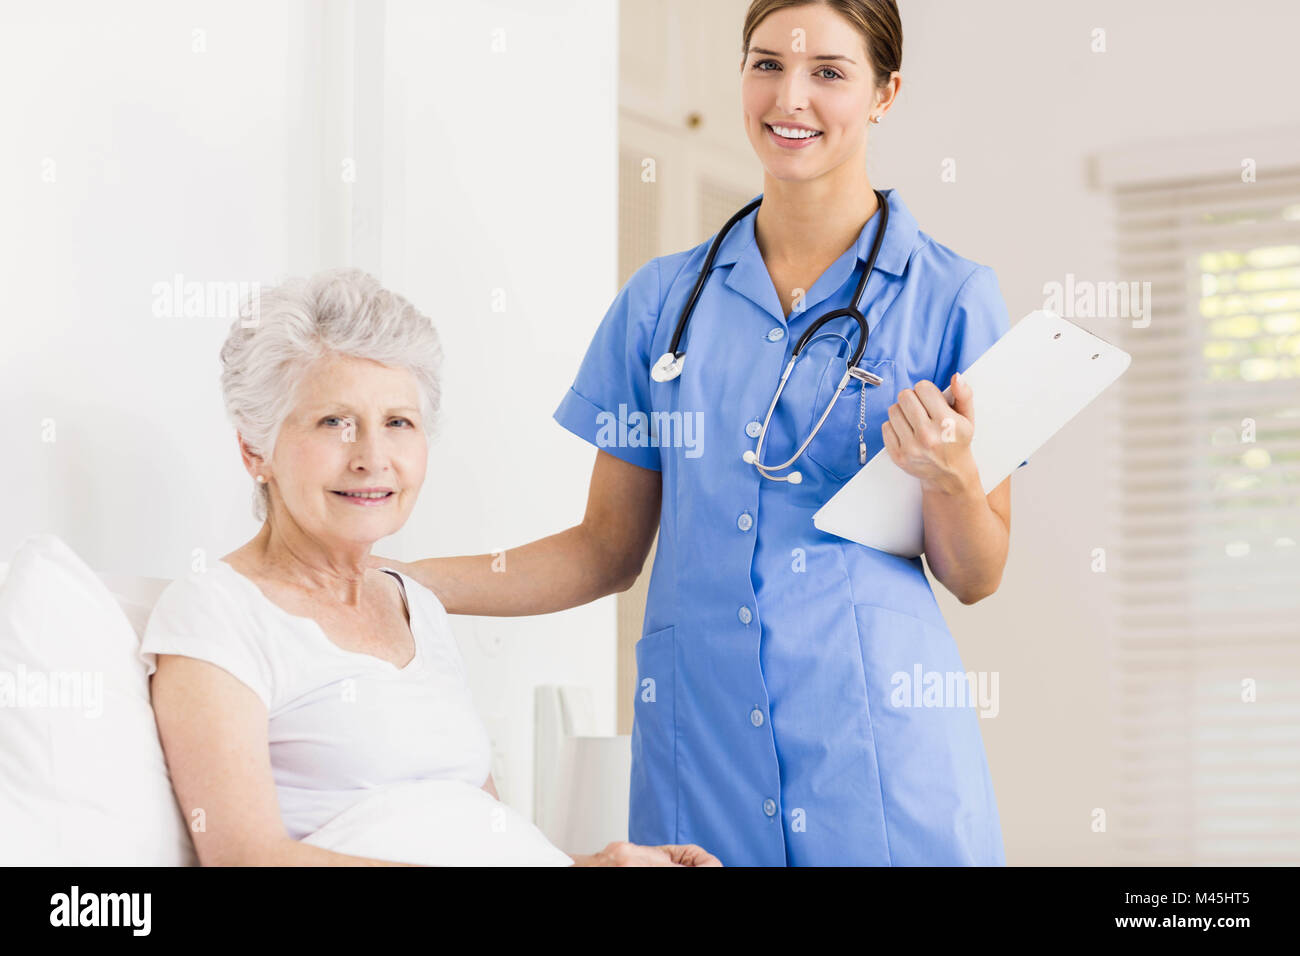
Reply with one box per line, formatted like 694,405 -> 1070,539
220,267 -> 443,521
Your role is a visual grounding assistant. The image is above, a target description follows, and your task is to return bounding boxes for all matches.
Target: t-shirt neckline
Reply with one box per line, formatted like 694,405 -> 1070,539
215,559 -> 422,673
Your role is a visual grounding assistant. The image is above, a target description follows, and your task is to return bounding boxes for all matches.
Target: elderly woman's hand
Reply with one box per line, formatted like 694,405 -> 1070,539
654,843 -> 723,866
571,840 -> 722,866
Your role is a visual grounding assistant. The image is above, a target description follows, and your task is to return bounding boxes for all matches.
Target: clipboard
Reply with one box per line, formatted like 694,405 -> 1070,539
812,310 -> 1131,557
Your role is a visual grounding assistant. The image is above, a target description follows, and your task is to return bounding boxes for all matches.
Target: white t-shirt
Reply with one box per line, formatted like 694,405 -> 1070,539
139,560 -> 493,841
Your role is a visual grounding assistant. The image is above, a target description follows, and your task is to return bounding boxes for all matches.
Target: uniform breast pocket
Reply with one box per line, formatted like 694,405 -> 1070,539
805,355 -> 896,482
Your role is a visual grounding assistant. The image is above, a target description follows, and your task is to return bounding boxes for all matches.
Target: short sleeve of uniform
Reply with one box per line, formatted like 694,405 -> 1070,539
139,576 -> 274,709
933,265 -> 1028,472
552,257 -> 663,472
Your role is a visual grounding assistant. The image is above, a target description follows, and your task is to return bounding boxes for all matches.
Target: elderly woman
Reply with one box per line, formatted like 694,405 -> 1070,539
141,268 -> 718,867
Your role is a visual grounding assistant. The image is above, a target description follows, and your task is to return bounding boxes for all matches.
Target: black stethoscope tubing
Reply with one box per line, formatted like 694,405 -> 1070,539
659,188 -> 889,377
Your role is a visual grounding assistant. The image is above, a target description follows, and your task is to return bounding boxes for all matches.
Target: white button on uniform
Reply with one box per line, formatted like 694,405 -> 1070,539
763,798 -> 777,817
750,708 -> 764,727
767,327 -> 785,342
745,421 -> 762,438
737,605 -> 752,625
737,513 -> 753,532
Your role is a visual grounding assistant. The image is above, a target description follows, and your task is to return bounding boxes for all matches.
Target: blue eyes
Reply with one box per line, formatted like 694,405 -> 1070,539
752,59 -> 843,80
321,417 -> 412,428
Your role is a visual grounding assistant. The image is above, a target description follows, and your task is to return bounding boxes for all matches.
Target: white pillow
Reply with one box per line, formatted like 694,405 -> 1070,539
0,534 -> 195,865
301,778 -> 575,866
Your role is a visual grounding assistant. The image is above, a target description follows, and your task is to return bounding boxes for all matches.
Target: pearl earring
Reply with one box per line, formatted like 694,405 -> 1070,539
870,115 -> 881,125
255,475 -> 266,484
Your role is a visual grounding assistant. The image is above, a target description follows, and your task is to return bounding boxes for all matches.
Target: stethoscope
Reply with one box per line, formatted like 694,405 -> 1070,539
650,189 -> 889,483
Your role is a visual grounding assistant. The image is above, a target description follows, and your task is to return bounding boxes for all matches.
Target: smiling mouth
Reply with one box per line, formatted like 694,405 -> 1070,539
766,123 -> 823,141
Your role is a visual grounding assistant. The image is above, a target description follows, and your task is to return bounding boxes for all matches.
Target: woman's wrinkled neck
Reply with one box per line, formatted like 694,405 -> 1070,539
235,513 -> 375,606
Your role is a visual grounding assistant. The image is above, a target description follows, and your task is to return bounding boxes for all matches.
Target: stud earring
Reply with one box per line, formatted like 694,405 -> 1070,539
255,475 -> 266,484
870,115 -> 881,125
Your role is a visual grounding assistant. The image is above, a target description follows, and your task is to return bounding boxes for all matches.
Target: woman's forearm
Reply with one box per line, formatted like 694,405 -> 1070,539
260,839 -> 421,866
404,524 -> 634,616
920,456 -> 1008,604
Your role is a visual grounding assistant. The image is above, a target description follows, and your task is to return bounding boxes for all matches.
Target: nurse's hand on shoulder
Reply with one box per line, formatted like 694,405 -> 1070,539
881,372 -> 977,494
570,840 -> 723,866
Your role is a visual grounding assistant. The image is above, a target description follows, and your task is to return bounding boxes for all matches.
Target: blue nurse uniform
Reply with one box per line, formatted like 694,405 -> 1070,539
552,188 -> 1024,866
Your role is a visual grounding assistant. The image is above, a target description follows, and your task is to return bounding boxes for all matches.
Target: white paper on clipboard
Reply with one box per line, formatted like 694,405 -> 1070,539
812,310 -> 1131,557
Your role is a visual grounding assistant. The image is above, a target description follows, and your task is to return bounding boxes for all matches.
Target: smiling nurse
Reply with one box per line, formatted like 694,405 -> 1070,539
385,0 -> 1024,866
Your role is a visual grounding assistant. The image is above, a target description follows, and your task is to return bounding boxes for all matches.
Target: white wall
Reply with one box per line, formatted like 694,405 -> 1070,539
0,0 -> 618,819
0,0 -> 309,575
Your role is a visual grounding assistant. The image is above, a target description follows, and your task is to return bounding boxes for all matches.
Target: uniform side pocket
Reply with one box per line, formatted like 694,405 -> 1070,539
630,624 -> 676,844
852,603 -> 1004,864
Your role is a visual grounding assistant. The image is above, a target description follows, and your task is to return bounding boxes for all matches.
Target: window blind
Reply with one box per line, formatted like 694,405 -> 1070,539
1110,168 -> 1300,865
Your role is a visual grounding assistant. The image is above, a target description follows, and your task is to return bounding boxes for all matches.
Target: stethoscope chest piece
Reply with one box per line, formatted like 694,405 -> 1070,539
651,352 -> 685,382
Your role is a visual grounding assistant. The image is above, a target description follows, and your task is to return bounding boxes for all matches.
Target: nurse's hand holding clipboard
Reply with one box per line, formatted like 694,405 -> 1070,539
881,371 -> 976,492
881,370 -> 1013,598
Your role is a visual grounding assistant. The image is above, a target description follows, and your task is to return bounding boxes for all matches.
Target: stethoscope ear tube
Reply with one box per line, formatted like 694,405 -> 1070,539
792,306 -> 870,369
666,196 -> 764,359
